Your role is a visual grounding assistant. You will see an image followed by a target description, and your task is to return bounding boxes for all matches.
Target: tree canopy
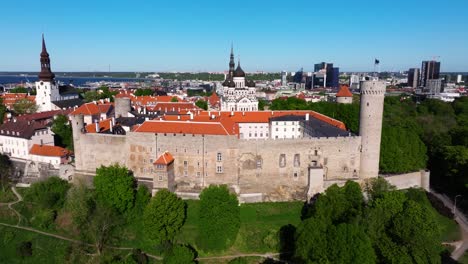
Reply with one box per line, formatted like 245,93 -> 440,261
294,180 -> 444,264
143,189 -> 186,244
12,98 -> 37,115
25,176 -> 70,210
51,114 -> 73,150
198,185 -> 240,252
94,164 -> 136,213
195,100 -> 208,110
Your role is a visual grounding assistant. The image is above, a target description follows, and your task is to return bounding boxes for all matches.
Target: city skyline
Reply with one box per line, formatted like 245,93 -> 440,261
1,0 -> 468,72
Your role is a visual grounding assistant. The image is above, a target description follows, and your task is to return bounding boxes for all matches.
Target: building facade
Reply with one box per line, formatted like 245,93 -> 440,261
220,47 -> 258,111
420,60 -> 441,87
408,68 -> 420,88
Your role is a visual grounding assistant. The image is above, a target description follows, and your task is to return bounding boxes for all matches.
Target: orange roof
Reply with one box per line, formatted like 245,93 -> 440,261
29,144 -> 69,157
131,96 -> 186,106
195,111 -> 346,130
208,93 -> 220,107
70,102 -> 113,116
336,85 -> 353,97
133,120 -> 237,136
154,151 -> 174,165
145,102 -> 200,112
0,93 -> 35,108
85,118 -> 113,133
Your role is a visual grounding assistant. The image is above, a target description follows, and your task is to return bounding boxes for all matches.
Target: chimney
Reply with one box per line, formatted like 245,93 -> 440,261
109,120 -> 113,133
208,111 -> 211,116
211,114 -> 215,120
305,113 -> 309,121
242,112 -> 245,116
231,111 -> 234,116
190,112 -> 194,120
40,139 -> 43,146
111,117 -> 115,127
178,115 -> 181,120
271,111 -> 274,116
95,121 -> 99,132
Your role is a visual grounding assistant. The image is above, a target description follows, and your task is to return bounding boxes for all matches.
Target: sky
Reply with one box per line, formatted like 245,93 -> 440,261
1,0 -> 467,72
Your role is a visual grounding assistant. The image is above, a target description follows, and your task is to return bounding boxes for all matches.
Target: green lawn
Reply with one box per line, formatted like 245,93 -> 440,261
0,188 -> 16,203
0,225 -> 79,264
175,200 -> 303,256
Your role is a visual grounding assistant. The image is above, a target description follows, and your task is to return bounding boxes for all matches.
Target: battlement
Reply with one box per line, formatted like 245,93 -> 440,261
360,80 -> 386,95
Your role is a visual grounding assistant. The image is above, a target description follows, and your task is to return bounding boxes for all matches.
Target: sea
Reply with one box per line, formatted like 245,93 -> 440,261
0,75 -> 149,87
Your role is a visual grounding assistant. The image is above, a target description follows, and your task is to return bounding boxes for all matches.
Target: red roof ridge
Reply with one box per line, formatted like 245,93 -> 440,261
336,85 -> 353,97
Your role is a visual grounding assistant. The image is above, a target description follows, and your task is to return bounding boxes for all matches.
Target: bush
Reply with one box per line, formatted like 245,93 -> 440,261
163,244 -> 196,264
16,241 -> 33,257
25,177 -> 70,209
31,209 -> 56,229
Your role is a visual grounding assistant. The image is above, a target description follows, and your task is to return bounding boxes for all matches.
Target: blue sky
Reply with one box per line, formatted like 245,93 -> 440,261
1,0 -> 467,72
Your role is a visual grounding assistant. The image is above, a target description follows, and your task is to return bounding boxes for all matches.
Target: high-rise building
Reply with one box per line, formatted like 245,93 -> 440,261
420,60 -> 440,87
281,71 -> 287,86
457,74 -> 463,83
408,68 -> 420,88
293,68 -> 304,83
314,62 -> 339,88
426,79 -> 443,95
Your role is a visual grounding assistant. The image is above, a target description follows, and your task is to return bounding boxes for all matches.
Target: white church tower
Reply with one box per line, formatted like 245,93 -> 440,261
35,34 -> 60,112
359,79 -> 386,179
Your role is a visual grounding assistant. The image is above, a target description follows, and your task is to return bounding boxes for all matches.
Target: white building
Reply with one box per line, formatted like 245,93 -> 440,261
35,35 -> 81,112
220,47 -> 258,112
29,144 -> 69,169
270,115 -> 304,139
0,120 -> 54,161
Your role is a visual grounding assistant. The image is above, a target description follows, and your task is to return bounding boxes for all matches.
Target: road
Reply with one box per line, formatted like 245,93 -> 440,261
431,190 -> 468,260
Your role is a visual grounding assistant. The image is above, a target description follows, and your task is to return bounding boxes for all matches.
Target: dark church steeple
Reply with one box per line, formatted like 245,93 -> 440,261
229,43 -> 235,76
38,34 -> 55,82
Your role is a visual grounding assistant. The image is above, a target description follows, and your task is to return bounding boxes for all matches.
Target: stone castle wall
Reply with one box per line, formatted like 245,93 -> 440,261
73,131 -> 362,201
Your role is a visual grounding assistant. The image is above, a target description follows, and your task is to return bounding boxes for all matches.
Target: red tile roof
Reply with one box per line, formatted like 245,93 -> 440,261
16,109 -> 72,122
131,96 -> 186,106
145,102 -> 200,112
208,93 -> 220,108
29,144 -> 69,157
336,85 -> 353,97
133,120 -> 237,136
70,102 -> 113,116
0,93 -> 35,109
85,118 -> 113,133
154,151 -> 174,165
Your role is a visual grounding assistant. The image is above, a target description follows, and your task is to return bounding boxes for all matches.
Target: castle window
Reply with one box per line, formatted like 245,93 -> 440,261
279,154 -> 286,168
294,154 -> 300,167
217,152 -> 222,161
294,172 -> 298,177
216,166 -> 223,173
197,172 -> 201,177
159,175 -> 163,181
184,160 -> 188,167
314,150 -> 318,156
256,159 -> 262,169
184,170 -> 188,176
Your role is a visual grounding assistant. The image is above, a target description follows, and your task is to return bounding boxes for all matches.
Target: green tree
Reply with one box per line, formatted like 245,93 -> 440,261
327,223 -> 376,264
198,185 -> 240,252
94,164 -> 136,214
12,98 -> 37,114
163,244 -> 196,264
134,88 -> 154,96
83,91 -> 101,102
170,97 -> 178,102
133,185 -> 151,215
25,176 -> 70,210
195,100 -> 208,110
51,114 -> 73,150
0,98 -> 7,124
0,153 -> 13,192
10,86 -> 28,93
65,181 -> 94,227
143,189 -> 186,244
86,202 -> 122,255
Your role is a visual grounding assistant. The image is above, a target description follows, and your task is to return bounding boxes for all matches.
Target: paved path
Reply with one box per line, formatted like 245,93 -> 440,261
431,190 -> 468,260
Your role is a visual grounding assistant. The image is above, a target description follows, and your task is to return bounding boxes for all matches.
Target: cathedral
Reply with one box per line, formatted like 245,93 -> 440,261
35,35 -> 82,112
219,47 -> 258,111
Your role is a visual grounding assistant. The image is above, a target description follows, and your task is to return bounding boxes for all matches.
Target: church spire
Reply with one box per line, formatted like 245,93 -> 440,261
229,43 -> 235,76
38,34 -> 55,82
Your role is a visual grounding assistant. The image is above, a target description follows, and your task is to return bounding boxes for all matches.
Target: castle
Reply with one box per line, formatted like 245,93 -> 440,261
70,76 -> 392,201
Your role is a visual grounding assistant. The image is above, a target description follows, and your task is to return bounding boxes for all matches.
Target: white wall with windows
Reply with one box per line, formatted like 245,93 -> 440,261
0,128 -> 54,160
270,120 -> 303,139
238,123 -> 270,140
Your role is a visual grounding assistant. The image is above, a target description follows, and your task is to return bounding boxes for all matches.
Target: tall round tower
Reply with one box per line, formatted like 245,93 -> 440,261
70,114 -> 85,169
359,80 -> 386,179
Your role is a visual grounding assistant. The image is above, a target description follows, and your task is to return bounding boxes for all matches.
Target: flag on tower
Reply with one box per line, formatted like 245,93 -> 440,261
375,59 -> 380,65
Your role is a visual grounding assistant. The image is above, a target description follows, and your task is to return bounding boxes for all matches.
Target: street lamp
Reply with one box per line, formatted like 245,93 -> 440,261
454,195 -> 462,215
